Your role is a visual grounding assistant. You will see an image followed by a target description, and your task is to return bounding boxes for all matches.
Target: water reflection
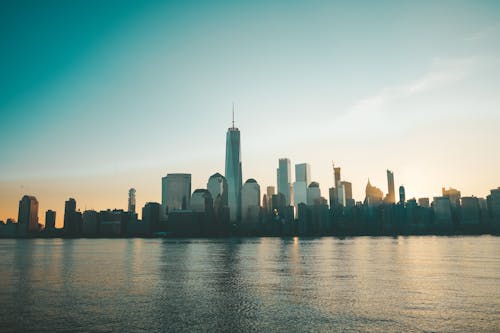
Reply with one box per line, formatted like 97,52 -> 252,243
0,237 -> 499,332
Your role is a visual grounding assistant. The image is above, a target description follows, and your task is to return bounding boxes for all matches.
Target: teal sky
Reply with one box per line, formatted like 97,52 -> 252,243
1,1 -> 499,224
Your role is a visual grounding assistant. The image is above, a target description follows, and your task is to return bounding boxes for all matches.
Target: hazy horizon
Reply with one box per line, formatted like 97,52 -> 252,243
1,1 -> 499,227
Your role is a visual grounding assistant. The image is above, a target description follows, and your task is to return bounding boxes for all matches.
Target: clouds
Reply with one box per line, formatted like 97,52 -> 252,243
351,57 -> 479,115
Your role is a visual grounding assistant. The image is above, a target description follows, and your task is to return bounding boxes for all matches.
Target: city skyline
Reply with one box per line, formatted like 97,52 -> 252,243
1,1 -> 500,225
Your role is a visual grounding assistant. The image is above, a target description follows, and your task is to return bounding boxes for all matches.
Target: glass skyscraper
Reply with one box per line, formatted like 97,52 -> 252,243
225,119 -> 242,222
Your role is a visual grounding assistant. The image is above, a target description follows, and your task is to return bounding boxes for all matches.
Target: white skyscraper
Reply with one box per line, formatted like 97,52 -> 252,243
293,163 -> 310,206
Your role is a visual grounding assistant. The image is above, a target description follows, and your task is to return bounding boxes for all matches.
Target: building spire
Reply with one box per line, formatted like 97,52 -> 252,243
232,102 -> 235,128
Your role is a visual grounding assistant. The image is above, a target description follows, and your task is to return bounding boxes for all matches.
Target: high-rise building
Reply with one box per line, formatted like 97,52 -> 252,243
162,174 -> 192,215
45,210 -> 56,230
460,197 -> 480,225
334,167 -> 341,187
487,187 -> 500,221
63,198 -> 77,234
142,202 -> 161,233
128,188 -> 136,213
191,189 -> 213,213
399,185 -> 406,204
341,181 -> 353,201
307,182 -> 321,205
82,210 -> 99,235
294,163 -> 310,206
386,170 -> 396,204
225,113 -> 242,222
277,158 -> 292,205
365,180 -> 384,206
18,195 -> 39,233
433,197 -> 452,225
241,179 -> 261,222
295,163 -> 311,185
207,173 -> 228,207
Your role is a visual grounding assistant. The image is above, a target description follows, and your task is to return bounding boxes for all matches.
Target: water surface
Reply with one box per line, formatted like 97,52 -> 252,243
0,236 -> 499,332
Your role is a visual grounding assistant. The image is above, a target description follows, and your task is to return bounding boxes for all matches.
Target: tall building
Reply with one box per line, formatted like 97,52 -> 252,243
142,202 -> 161,233
295,163 -> 311,185
241,179 -> 261,222
386,170 -> 396,204
45,210 -> 56,230
307,182 -> 321,205
334,166 -> 341,187
191,189 -> 213,213
18,195 -> 39,233
162,174 -> 192,215
399,186 -> 406,204
277,158 -> 292,205
365,180 -> 383,206
225,113 -> 242,222
63,198 -> 77,234
487,187 -> 500,220
433,197 -> 452,225
341,181 -> 353,201
207,173 -> 228,207
293,163 -> 310,206
82,210 -> 99,235
128,188 -> 136,213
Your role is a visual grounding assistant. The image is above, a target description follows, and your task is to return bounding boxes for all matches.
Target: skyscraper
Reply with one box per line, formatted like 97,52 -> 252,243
225,112 -> 242,222
241,178 -> 261,223
18,195 -> 39,233
334,166 -> 341,187
399,185 -> 406,204
207,173 -> 228,207
128,188 -> 136,213
277,158 -> 292,205
162,173 -> 192,215
386,170 -> 396,204
45,210 -> 56,230
63,198 -> 77,234
294,163 -> 310,206
341,181 -> 353,201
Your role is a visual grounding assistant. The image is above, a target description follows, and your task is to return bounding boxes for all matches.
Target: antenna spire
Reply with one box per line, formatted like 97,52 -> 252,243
232,102 -> 235,128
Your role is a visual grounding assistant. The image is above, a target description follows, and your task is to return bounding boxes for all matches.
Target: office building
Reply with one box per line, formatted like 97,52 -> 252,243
207,173 -> 228,207
418,197 -> 430,207
191,189 -> 213,213
386,170 -> 396,204
225,114 -> 242,222
293,163 -> 310,206
128,188 -> 136,213
63,198 -> 77,234
277,158 -> 292,205
241,178 -> 261,223
162,173 -> 192,215
442,187 -> 461,207
18,195 -> 39,233
45,210 -> 56,230
307,182 -> 321,205
399,186 -> 406,205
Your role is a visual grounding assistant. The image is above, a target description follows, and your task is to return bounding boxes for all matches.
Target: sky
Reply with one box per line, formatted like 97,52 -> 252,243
1,0 -> 499,227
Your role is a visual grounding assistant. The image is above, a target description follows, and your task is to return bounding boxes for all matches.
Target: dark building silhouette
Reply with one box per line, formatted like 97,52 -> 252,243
63,198 -> 77,235
142,202 -> 161,233
18,195 -> 39,234
45,210 -> 56,230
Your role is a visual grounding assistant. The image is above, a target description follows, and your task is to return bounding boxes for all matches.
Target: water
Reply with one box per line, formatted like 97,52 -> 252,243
0,236 -> 499,332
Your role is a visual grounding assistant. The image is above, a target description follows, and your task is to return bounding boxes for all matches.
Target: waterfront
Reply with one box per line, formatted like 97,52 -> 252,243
0,236 -> 499,332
